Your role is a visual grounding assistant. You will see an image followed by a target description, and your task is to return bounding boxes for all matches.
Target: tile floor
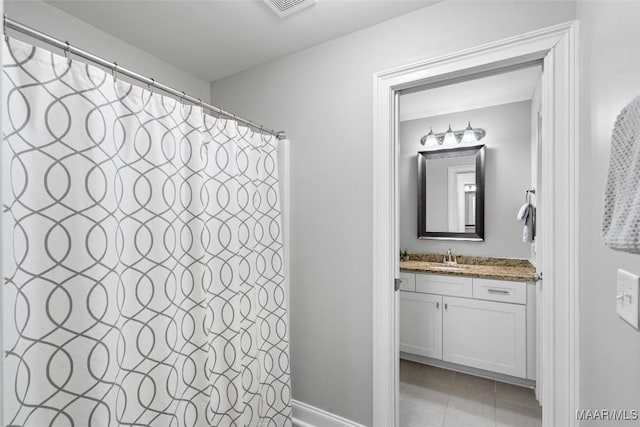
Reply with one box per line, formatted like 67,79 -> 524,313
400,359 -> 542,427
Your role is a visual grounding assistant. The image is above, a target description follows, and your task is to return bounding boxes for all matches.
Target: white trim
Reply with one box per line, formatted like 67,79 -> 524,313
292,400 -> 367,427
372,21 -> 579,427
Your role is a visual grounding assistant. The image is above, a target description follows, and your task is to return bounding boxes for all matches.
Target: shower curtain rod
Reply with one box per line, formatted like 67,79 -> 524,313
3,16 -> 287,140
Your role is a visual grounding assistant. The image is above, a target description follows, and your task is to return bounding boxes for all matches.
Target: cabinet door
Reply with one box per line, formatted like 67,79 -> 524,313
443,296 -> 526,378
399,292 -> 442,359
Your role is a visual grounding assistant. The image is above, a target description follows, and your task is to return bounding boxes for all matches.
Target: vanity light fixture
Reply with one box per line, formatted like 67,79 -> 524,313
419,122 -> 486,146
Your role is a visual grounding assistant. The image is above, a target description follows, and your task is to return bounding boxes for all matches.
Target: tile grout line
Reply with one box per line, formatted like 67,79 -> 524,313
440,371 -> 454,427
496,396 -> 544,411
494,378 -> 498,427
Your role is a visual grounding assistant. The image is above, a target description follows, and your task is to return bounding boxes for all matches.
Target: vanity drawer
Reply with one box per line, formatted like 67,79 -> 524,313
415,274 -> 472,298
473,278 -> 526,304
398,272 -> 416,292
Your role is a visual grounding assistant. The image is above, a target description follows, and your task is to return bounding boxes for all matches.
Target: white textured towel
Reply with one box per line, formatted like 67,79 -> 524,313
602,94 -> 640,253
517,203 -> 534,243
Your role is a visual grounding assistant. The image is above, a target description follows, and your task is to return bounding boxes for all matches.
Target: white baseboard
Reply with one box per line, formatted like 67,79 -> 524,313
292,400 -> 367,427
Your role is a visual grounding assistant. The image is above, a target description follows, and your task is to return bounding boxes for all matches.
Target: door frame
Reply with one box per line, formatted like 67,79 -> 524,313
372,21 -> 579,427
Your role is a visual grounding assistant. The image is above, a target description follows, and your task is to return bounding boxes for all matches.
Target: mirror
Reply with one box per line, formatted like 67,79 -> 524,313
417,145 -> 485,241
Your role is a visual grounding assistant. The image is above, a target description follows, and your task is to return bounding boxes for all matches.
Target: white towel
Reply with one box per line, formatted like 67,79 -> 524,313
602,94 -> 640,253
517,203 -> 534,243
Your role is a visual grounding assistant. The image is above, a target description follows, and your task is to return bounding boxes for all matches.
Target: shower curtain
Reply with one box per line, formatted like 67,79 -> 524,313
2,37 -> 291,427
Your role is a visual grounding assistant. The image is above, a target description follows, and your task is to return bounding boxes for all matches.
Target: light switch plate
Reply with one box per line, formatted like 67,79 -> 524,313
617,269 -> 640,329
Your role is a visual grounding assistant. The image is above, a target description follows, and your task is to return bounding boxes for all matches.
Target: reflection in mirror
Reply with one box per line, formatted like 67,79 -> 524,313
418,145 -> 485,241
425,155 -> 476,233
464,183 -> 477,231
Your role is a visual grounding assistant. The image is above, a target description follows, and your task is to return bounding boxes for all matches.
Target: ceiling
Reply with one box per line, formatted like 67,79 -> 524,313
399,65 -> 543,122
43,0 -> 441,82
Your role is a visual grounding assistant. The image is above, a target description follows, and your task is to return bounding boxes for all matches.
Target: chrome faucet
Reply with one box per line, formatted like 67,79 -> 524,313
444,249 -> 457,265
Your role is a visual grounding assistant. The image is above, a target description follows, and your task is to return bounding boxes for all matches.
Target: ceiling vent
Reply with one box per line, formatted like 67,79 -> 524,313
262,0 -> 316,18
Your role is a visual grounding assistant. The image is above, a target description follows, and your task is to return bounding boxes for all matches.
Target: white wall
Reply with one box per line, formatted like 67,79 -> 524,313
210,1 -> 576,424
210,2 -> 576,424
577,1 -> 640,424
4,1 -> 210,101
399,101 -> 532,259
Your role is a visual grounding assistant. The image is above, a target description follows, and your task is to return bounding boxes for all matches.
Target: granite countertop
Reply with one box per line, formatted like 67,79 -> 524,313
399,254 -> 536,282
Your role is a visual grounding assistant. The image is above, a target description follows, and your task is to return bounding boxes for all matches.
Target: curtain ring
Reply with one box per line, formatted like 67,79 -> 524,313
147,78 -> 155,96
180,91 -> 185,104
64,41 -> 72,67
259,125 -> 266,143
112,62 -> 118,83
220,111 -> 227,130
197,99 -> 206,121
3,15 -> 8,43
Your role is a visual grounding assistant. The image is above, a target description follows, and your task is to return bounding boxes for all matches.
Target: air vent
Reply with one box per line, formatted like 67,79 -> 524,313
262,0 -> 316,18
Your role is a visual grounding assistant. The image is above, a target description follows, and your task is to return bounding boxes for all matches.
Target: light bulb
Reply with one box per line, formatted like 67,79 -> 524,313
443,125 -> 457,145
462,122 -> 476,143
425,128 -> 437,146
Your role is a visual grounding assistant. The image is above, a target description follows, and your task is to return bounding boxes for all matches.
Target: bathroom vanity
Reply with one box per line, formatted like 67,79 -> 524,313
399,257 -> 536,384
402,139 -> 539,386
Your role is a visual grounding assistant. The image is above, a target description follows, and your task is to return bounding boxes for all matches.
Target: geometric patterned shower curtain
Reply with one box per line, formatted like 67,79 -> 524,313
2,37 -> 291,427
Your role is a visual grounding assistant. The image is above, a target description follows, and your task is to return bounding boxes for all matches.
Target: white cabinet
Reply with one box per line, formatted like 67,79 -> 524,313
526,282 -> 536,380
398,272 -> 416,292
400,292 -> 442,359
415,273 -> 472,297
473,278 -> 526,304
442,296 -> 527,378
399,272 -> 534,380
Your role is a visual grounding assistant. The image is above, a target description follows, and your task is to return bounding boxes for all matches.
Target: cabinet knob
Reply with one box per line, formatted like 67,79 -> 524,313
436,302 -> 440,309
444,303 -> 448,311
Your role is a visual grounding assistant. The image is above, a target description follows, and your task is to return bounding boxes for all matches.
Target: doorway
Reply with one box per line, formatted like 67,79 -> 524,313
372,22 -> 579,427
396,62 -> 543,426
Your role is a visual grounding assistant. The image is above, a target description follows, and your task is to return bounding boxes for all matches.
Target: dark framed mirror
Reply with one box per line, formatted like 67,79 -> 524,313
417,144 -> 485,241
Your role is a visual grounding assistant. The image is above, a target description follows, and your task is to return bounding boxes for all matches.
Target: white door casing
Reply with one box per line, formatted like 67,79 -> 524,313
373,21 -> 579,427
